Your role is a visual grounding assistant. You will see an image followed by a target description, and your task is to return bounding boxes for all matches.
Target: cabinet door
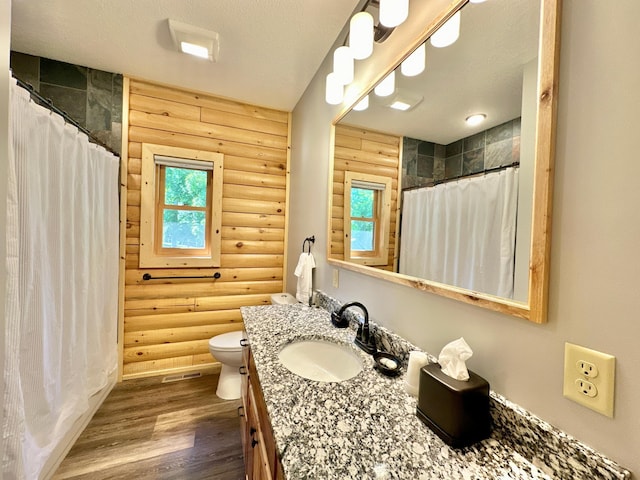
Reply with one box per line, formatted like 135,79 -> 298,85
249,383 -> 272,480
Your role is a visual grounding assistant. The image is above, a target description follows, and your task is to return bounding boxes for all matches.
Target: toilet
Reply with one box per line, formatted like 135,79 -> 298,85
208,293 -> 299,399
208,330 -> 244,400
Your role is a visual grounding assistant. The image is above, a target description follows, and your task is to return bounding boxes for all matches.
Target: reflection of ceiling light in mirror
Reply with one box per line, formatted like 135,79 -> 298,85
333,46 -> 354,85
379,0 -> 409,28
374,70 -> 395,97
353,95 -> 370,111
430,11 -> 461,48
465,113 -> 487,126
401,43 -> 426,77
384,90 -> 423,111
325,72 -> 344,105
469,0 -> 487,3
390,101 -> 411,111
350,12 -> 374,60
168,19 -> 219,62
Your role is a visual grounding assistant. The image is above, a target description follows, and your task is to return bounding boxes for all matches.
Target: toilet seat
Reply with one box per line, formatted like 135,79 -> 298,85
209,330 -> 243,351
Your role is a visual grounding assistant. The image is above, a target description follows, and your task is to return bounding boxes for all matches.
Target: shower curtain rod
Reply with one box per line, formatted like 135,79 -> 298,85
12,75 -> 120,157
403,162 -> 520,192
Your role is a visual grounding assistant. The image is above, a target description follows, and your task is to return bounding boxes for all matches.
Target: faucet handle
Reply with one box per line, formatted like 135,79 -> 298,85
331,311 -> 350,328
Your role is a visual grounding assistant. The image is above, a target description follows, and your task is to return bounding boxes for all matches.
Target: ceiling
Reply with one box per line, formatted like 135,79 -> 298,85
10,0 -> 360,111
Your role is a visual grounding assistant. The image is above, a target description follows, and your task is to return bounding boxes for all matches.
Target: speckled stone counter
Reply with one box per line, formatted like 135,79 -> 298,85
241,303 -> 631,480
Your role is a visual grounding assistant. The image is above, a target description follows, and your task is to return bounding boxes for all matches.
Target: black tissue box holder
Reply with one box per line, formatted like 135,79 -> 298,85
416,363 -> 491,448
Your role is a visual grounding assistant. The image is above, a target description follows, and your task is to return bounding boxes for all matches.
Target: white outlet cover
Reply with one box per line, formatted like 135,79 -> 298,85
563,343 -> 615,417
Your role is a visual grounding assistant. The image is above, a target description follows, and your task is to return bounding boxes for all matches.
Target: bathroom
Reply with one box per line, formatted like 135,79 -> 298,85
1,0 -> 639,478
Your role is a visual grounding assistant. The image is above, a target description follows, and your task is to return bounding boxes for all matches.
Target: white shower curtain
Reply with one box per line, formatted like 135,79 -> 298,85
399,167 -> 519,298
3,80 -> 119,479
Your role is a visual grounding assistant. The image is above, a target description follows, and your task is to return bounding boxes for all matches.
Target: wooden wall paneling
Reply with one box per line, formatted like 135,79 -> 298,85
117,77 -> 132,381
195,293 -> 272,311
122,78 -> 290,379
220,254 -> 283,268
128,127 -> 287,164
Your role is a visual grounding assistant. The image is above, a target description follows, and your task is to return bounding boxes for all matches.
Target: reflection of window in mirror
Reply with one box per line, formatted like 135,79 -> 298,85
140,143 -> 223,268
344,172 -> 391,266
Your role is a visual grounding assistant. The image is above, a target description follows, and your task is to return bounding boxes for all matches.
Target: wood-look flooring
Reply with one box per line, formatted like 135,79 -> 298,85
53,373 -> 244,480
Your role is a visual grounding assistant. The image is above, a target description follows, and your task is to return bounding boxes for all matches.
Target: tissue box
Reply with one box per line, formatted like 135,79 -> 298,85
416,363 -> 490,448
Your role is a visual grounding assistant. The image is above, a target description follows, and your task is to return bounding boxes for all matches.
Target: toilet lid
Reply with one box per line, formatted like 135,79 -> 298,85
209,330 -> 244,351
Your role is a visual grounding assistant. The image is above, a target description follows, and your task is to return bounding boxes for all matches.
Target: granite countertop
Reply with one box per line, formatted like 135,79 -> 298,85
241,304 -> 553,480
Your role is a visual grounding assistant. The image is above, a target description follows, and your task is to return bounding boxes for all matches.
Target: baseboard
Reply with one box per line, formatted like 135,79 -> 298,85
122,362 -> 221,381
40,370 -> 118,480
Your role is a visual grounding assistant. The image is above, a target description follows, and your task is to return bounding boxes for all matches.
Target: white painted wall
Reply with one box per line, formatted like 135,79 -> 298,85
0,0 -> 11,468
288,1 -> 640,474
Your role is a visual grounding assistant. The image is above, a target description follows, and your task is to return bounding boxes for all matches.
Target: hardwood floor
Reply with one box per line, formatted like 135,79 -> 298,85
53,373 -> 245,480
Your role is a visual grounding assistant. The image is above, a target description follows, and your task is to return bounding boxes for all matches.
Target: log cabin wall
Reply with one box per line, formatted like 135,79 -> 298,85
331,124 -> 401,272
120,78 -> 290,379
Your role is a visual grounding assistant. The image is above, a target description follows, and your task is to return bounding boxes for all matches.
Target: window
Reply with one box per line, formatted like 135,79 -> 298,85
343,172 -> 392,266
140,144 -> 223,268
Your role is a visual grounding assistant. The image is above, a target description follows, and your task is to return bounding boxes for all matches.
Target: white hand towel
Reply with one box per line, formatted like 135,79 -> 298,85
294,252 -> 316,303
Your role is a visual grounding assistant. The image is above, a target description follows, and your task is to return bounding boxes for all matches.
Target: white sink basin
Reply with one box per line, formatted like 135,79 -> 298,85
278,340 -> 363,382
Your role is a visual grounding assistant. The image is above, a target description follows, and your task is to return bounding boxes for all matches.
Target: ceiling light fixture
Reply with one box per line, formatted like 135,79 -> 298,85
374,70 -> 396,97
401,43 -> 426,77
333,46 -> 354,85
466,113 -> 487,126
469,0 -> 487,3
168,19 -> 219,62
353,95 -> 370,111
430,11 -> 461,48
325,72 -> 344,105
379,0 -> 409,28
350,12 -> 374,60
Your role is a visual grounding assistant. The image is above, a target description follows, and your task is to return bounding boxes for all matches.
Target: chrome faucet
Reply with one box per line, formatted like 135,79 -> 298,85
331,301 -> 377,355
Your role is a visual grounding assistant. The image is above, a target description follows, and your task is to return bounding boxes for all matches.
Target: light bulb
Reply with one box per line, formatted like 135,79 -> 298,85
430,11 -> 461,48
379,0 -> 409,28
374,71 -> 395,97
333,46 -> 354,85
401,43 -> 426,77
353,95 -> 369,111
349,12 -> 374,60
325,72 -> 344,105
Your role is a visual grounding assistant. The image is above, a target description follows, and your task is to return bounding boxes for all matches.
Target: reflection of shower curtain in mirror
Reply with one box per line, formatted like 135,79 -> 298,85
2,80 -> 119,479
399,168 -> 518,298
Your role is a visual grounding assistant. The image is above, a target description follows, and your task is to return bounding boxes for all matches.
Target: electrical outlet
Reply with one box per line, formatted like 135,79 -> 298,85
575,378 -> 597,397
332,269 -> 339,288
563,343 -> 615,417
576,360 -> 598,378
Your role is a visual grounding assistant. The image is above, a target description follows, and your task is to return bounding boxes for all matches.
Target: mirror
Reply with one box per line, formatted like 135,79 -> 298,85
327,0 -> 560,323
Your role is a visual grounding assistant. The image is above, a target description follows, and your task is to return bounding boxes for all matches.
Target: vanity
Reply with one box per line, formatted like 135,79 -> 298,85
239,301 -> 630,479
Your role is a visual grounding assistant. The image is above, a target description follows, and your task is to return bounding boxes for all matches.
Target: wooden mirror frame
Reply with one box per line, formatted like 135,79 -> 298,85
326,0 -> 561,324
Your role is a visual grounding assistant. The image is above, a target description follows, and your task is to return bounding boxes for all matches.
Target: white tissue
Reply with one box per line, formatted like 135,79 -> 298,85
438,337 -> 473,381
404,351 -> 429,396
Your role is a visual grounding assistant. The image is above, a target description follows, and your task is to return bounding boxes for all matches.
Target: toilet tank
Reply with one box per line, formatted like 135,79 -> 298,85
270,293 -> 298,305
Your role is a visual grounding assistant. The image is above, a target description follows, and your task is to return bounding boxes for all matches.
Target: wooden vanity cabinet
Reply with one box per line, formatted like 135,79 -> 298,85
241,334 -> 284,480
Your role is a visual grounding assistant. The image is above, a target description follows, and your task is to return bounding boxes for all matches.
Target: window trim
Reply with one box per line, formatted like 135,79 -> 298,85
343,171 -> 392,266
139,143 -> 223,268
